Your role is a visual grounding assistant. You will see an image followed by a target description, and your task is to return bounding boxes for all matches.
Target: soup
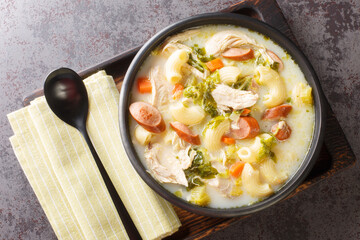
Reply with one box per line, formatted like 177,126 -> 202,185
129,25 -> 314,208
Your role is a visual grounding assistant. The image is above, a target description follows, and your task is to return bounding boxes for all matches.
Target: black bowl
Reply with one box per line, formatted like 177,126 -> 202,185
119,13 -> 326,217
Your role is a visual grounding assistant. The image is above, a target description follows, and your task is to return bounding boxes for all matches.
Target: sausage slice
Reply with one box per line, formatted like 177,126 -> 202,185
262,104 -> 292,120
271,120 -> 291,140
170,121 -> 201,145
266,50 -> 284,71
222,48 -> 255,61
129,102 -> 166,133
231,116 -> 260,139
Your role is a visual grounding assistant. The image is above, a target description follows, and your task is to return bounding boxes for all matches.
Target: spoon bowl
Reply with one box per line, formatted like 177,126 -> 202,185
44,68 -> 88,129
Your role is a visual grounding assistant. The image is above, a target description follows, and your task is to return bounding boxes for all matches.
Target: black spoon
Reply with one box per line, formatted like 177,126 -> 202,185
44,68 -> 141,240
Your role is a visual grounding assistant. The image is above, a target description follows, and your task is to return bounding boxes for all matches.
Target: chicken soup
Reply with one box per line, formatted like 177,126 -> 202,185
129,25 -> 315,208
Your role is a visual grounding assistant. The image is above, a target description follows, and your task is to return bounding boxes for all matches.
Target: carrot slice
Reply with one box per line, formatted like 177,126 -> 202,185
172,83 -> 184,99
240,108 -> 251,116
137,77 -> 152,94
205,58 -> 224,72
230,162 -> 245,178
221,136 -> 235,145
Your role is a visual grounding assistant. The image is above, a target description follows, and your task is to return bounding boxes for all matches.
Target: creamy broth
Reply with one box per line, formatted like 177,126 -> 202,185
129,25 -> 314,208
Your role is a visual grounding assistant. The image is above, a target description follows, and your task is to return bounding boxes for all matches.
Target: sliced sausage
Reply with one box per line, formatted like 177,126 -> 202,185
129,102 -> 166,133
222,48 -> 255,61
231,116 -> 260,139
271,120 -> 291,140
262,104 -> 292,120
170,121 -> 201,145
266,50 -> 284,71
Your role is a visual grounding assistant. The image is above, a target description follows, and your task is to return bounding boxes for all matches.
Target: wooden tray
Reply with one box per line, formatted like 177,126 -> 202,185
23,0 -> 356,239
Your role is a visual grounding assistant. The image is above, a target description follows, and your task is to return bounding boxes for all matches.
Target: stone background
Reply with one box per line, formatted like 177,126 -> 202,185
0,0 -> 359,239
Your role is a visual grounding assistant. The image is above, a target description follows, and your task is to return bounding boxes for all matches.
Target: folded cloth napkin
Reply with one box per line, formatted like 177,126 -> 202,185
8,70 -> 181,240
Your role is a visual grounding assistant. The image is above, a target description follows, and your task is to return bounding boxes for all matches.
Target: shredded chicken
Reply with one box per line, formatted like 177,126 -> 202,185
164,131 -> 187,151
181,63 -> 209,81
149,66 -> 171,108
205,30 -> 257,57
145,144 -> 188,186
211,84 -> 258,111
161,29 -> 200,54
206,177 -> 233,197
162,42 -> 191,56
177,145 -> 196,170
211,160 -> 228,173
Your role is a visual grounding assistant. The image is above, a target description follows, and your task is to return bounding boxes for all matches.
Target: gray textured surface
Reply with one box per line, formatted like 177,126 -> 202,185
0,0 -> 359,239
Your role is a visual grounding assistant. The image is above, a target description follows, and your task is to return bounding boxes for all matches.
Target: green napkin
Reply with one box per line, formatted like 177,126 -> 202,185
8,70 -> 181,240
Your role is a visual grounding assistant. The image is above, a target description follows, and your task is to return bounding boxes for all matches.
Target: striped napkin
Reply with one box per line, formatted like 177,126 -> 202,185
8,70 -> 181,240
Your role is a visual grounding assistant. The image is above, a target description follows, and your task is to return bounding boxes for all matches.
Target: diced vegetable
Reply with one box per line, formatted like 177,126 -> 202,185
174,190 -> 183,198
221,136 -> 235,145
230,177 -> 243,196
257,133 -> 276,161
137,77 -> 152,94
240,108 -> 251,116
172,83 -> 184,99
293,82 -> 313,105
206,58 -> 224,72
224,145 -> 238,164
229,161 -> 245,178
230,185 -> 243,197
190,186 -> 210,206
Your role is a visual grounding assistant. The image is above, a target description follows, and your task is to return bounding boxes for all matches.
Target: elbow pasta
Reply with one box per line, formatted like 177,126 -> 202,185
256,66 -> 286,107
134,125 -> 152,145
204,119 -> 230,152
170,102 -> 206,125
260,159 -> 288,185
165,49 -> 189,84
218,66 -> 242,84
237,137 -> 262,163
241,163 -> 273,197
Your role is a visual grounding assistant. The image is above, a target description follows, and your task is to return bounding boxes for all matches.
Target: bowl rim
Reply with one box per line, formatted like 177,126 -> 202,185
119,12 -> 326,217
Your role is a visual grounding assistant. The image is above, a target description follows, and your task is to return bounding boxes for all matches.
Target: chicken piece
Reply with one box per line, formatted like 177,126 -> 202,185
161,29 -> 200,54
177,145 -> 196,170
162,42 -> 192,56
182,63 -> 209,81
149,66 -> 171,109
205,30 -> 257,57
206,177 -> 233,197
211,160 -> 228,173
211,84 -> 258,111
145,144 -> 188,186
164,131 -> 187,151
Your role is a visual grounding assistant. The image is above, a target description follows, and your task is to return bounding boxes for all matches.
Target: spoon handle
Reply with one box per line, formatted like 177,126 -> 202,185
79,127 -> 142,240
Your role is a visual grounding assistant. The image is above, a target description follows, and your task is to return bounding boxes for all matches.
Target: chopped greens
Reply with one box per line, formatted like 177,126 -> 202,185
187,54 -> 205,73
270,61 -> 280,71
192,44 -> 215,62
184,149 -> 218,190
183,71 -> 220,117
187,44 -> 214,73
232,76 -> 252,90
255,50 -> 280,72
257,133 -> 277,162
